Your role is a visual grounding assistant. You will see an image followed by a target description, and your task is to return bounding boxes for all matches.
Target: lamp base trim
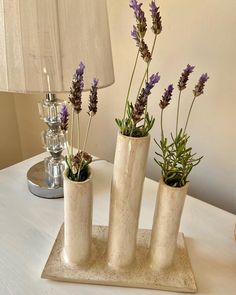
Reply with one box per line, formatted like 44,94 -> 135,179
27,161 -> 63,199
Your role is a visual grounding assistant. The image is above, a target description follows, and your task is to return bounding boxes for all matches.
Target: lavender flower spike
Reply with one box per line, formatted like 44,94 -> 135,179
60,103 -> 69,131
131,25 -> 140,46
69,62 -> 85,113
178,64 -> 195,91
131,25 -> 151,62
193,73 -> 209,97
150,0 -> 162,35
76,62 -> 85,78
159,84 -> 174,109
129,0 -> 147,38
88,78 -> 99,116
140,40 -> 152,63
132,73 -> 160,123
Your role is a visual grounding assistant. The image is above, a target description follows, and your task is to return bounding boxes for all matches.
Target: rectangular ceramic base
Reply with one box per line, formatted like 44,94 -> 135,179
42,225 -> 197,293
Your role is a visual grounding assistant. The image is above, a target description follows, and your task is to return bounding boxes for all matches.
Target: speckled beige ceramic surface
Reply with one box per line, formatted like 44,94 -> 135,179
108,133 -> 150,269
63,171 -> 93,266
149,179 -> 189,270
42,225 -> 197,293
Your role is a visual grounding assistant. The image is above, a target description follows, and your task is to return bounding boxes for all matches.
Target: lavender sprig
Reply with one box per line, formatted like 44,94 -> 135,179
132,73 -> 160,123
150,0 -> 162,35
131,26 -> 151,63
69,62 -> 85,113
140,40 -> 152,63
131,25 -> 140,46
159,84 -> 174,109
184,74 -> 209,133
178,64 -> 195,91
88,78 -> 99,116
193,73 -> 209,97
66,62 -> 99,182
129,0 -> 147,38
60,104 -> 69,131
71,151 -> 92,175
155,67 -> 208,187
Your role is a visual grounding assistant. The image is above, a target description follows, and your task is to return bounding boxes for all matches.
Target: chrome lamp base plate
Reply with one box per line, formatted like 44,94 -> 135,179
41,225 -> 197,293
27,161 -> 63,199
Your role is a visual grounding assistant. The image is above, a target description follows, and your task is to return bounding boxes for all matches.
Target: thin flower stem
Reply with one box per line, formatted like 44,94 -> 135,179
144,66 -> 149,127
82,115 -> 92,152
136,34 -> 158,99
130,123 -> 135,137
64,133 -> 71,168
77,113 -> 80,151
184,95 -> 196,134
122,50 -> 140,132
161,109 -> 164,140
176,90 -> 182,136
77,115 -> 92,178
70,106 -> 74,156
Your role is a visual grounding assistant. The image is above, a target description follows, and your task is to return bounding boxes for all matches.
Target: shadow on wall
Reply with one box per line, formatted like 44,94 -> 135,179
0,92 -> 46,170
0,92 -> 22,169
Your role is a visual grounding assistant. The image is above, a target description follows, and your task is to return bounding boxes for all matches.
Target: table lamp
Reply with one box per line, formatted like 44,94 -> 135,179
0,0 -> 114,198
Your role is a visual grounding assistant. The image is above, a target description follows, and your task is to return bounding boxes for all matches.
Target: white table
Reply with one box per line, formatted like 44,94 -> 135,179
0,153 -> 235,295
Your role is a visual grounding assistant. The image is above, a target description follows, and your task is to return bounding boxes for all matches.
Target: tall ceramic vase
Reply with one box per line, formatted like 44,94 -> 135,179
107,132 -> 150,269
63,169 -> 93,266
148,178 -> 189,270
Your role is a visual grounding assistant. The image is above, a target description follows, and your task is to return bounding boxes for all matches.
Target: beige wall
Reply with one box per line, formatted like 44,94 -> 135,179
83,0 -> 236,214
1,0 -> 235,214
0,93 -> 22,169
14,94 -> 45,160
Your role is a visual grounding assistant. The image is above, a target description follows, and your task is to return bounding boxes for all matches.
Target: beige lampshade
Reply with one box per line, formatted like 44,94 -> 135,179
0,0 -> 114,93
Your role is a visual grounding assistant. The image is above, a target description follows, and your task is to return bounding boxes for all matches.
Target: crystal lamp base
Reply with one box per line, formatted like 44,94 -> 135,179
27,161 -> 63,199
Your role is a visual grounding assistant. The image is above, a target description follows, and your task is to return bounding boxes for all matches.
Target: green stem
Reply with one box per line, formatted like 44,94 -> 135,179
184,95 -> 196,134
64,133 -> 71,169
121,50 -> 139,132
130,123 -> 135,137
70,107 -> 74,156
161,109 -> 164,140
136,34 -> 158,99
78,115 -> 92,179
176,90 -> 182,136
77,113 -> 80,151
143,66 -> 149,132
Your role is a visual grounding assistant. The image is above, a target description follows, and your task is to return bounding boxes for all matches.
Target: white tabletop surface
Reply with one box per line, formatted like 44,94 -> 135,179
0,153 -> 235,295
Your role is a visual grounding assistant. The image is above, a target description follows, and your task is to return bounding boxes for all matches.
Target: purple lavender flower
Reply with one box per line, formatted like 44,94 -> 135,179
140,39 -> 152,63
159,84 -> 174,109
131,26 -> 151,63
76,62 -> 85,78
129,0 -> 147,38
178,64 -> 195,91
60,104 -> 69,131
193,73 -> 209,96
150,1 -> 162,35
71,151 -> 92,174
149,73 -> 161,85
131,25 -> 140,46
132,73 -> 160,123
69,62 -> 85,113
88,78 -> 99,116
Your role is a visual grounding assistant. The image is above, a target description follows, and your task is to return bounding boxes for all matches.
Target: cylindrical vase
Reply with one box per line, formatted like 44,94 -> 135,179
107,132 -> 150,269
148,178 -> 189,270
63,169 -> 93,266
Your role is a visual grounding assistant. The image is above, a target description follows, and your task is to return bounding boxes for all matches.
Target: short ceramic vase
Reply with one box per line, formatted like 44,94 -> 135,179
63,169 -> 93,266
148,178 -> 189,270
107,132 -> 150,269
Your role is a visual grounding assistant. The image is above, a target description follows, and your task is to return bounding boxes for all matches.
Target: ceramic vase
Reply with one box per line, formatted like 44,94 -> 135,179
148,178 -> 189,270
107,132 -> 150,269
63,169 -> 93,266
